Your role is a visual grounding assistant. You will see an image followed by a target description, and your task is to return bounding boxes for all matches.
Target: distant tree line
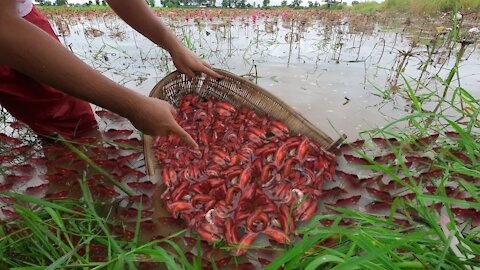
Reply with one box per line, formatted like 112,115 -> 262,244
36,0 -> 108,6
35,0 -> 347,9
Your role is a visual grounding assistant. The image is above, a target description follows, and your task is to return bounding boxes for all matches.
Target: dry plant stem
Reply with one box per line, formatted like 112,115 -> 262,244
431,42 -> 467,115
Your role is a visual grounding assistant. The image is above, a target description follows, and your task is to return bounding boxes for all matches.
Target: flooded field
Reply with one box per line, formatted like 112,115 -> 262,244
1,8 -> 479,270
49,9 -> 480,139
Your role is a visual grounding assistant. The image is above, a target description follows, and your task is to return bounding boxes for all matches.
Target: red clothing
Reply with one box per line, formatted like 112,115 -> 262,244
0,6 -> 97,140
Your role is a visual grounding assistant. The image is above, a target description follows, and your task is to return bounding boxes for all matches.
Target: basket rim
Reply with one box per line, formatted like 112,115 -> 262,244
143,69 -> 346,175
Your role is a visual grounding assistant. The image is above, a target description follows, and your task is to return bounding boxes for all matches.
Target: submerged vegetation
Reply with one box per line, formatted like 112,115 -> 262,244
37,0 -> 480,15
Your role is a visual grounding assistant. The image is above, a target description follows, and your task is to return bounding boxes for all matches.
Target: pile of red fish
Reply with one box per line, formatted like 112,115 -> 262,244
153,94 -> 336,254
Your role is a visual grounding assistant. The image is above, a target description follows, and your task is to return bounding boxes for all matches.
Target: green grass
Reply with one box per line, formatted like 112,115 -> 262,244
0,180 -> 195,269
383,0 -> 480,14
348,2 -> 382,13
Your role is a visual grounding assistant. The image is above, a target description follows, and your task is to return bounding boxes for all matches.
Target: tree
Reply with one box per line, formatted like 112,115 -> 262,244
308,0 -> 313,7
235,0 -> 246,8
95,0 -> 100,5
281,0 -> 287,6
55,0 -> 67,5
262,0 -> 269,7
102,0 -> 107,5
147,0 -> 155,7
207,0 -> 215,7
161,0 -> 180,7
290,0 -> 301,8
222,0 -> 232,7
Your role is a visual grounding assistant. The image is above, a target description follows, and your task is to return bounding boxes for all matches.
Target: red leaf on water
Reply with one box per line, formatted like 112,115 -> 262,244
74,137 -> 98,144
28,157 -> 48,167
45,190 -> 69,200
104,129 -> 134,138
117,152 -> 142,164
452,173 -> 476,182
0,133 -> 22,145
125,194 -> 151,204
358,175 -> 382,186
366,201 -> 392,212
338,140 -> 364,151
91,184 -> 119,197
258,257 -> 272,267
2,209 -> 18,219
449,151 -> 472,163
156,216 -> 185,227
319,187 -> 347,199
10,145 -> 32,154
414,134 -> 439,147
0,183 -> 13,192
89,244 -> 107,253
343,154 -> 371,165
90,255 -> 107,262
25,183 -> 49,194
215,257 -> 232,267
452,208 -> 479,219
137,220 -> 156,230
388,217 -> 411,227
420,168 -> 443,180
120,208 -> 154,219
54,167 -> 79,178
41,173 -> 66,183
405,155 -> 432,165
320,218 -> 355,226
126,181 -> 155,190
372,137 -> 399,147
445,131 -> 460,137
381,180 -> 404,191
331,195 -> 361,207
374,153 -> 396,163
113,138 -> 142,147
0,195 -> 16,204
399,193 -> 416,200
335,170 -> 361,189
42,145 -> 66,156
0,155 -> 16,162
10,164 -> 35,175
366,187 -> 392,201
5,175 -> 31,183
118,166 -> 146,178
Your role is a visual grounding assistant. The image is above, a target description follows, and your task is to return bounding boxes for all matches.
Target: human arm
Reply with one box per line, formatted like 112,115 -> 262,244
106,0 -> 222,79
0,0 -> 197,147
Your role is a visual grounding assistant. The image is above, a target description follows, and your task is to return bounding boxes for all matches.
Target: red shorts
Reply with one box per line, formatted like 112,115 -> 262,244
0,6 -> 97,140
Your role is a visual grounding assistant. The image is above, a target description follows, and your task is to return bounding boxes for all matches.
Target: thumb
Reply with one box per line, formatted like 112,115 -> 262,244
171,121 -> 199,149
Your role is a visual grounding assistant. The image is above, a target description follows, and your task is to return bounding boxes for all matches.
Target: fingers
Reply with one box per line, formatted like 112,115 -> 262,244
200,63 -> 223,79
168,103 -> 178,117
170,121 -> 199,149
201,61 -> 213,69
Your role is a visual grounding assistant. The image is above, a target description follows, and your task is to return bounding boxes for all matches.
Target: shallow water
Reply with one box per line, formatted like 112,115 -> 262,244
51,13 -> 480,141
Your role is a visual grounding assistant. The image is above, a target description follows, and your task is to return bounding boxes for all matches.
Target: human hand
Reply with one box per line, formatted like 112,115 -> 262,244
127,96 -> 198,148
170,47 -> 223,80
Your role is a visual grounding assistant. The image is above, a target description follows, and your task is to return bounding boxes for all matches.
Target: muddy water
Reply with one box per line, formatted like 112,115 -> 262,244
54,15 -> 480,141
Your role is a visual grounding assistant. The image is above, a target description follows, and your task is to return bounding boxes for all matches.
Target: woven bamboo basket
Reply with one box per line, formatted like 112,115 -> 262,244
143,69 -> 345,176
